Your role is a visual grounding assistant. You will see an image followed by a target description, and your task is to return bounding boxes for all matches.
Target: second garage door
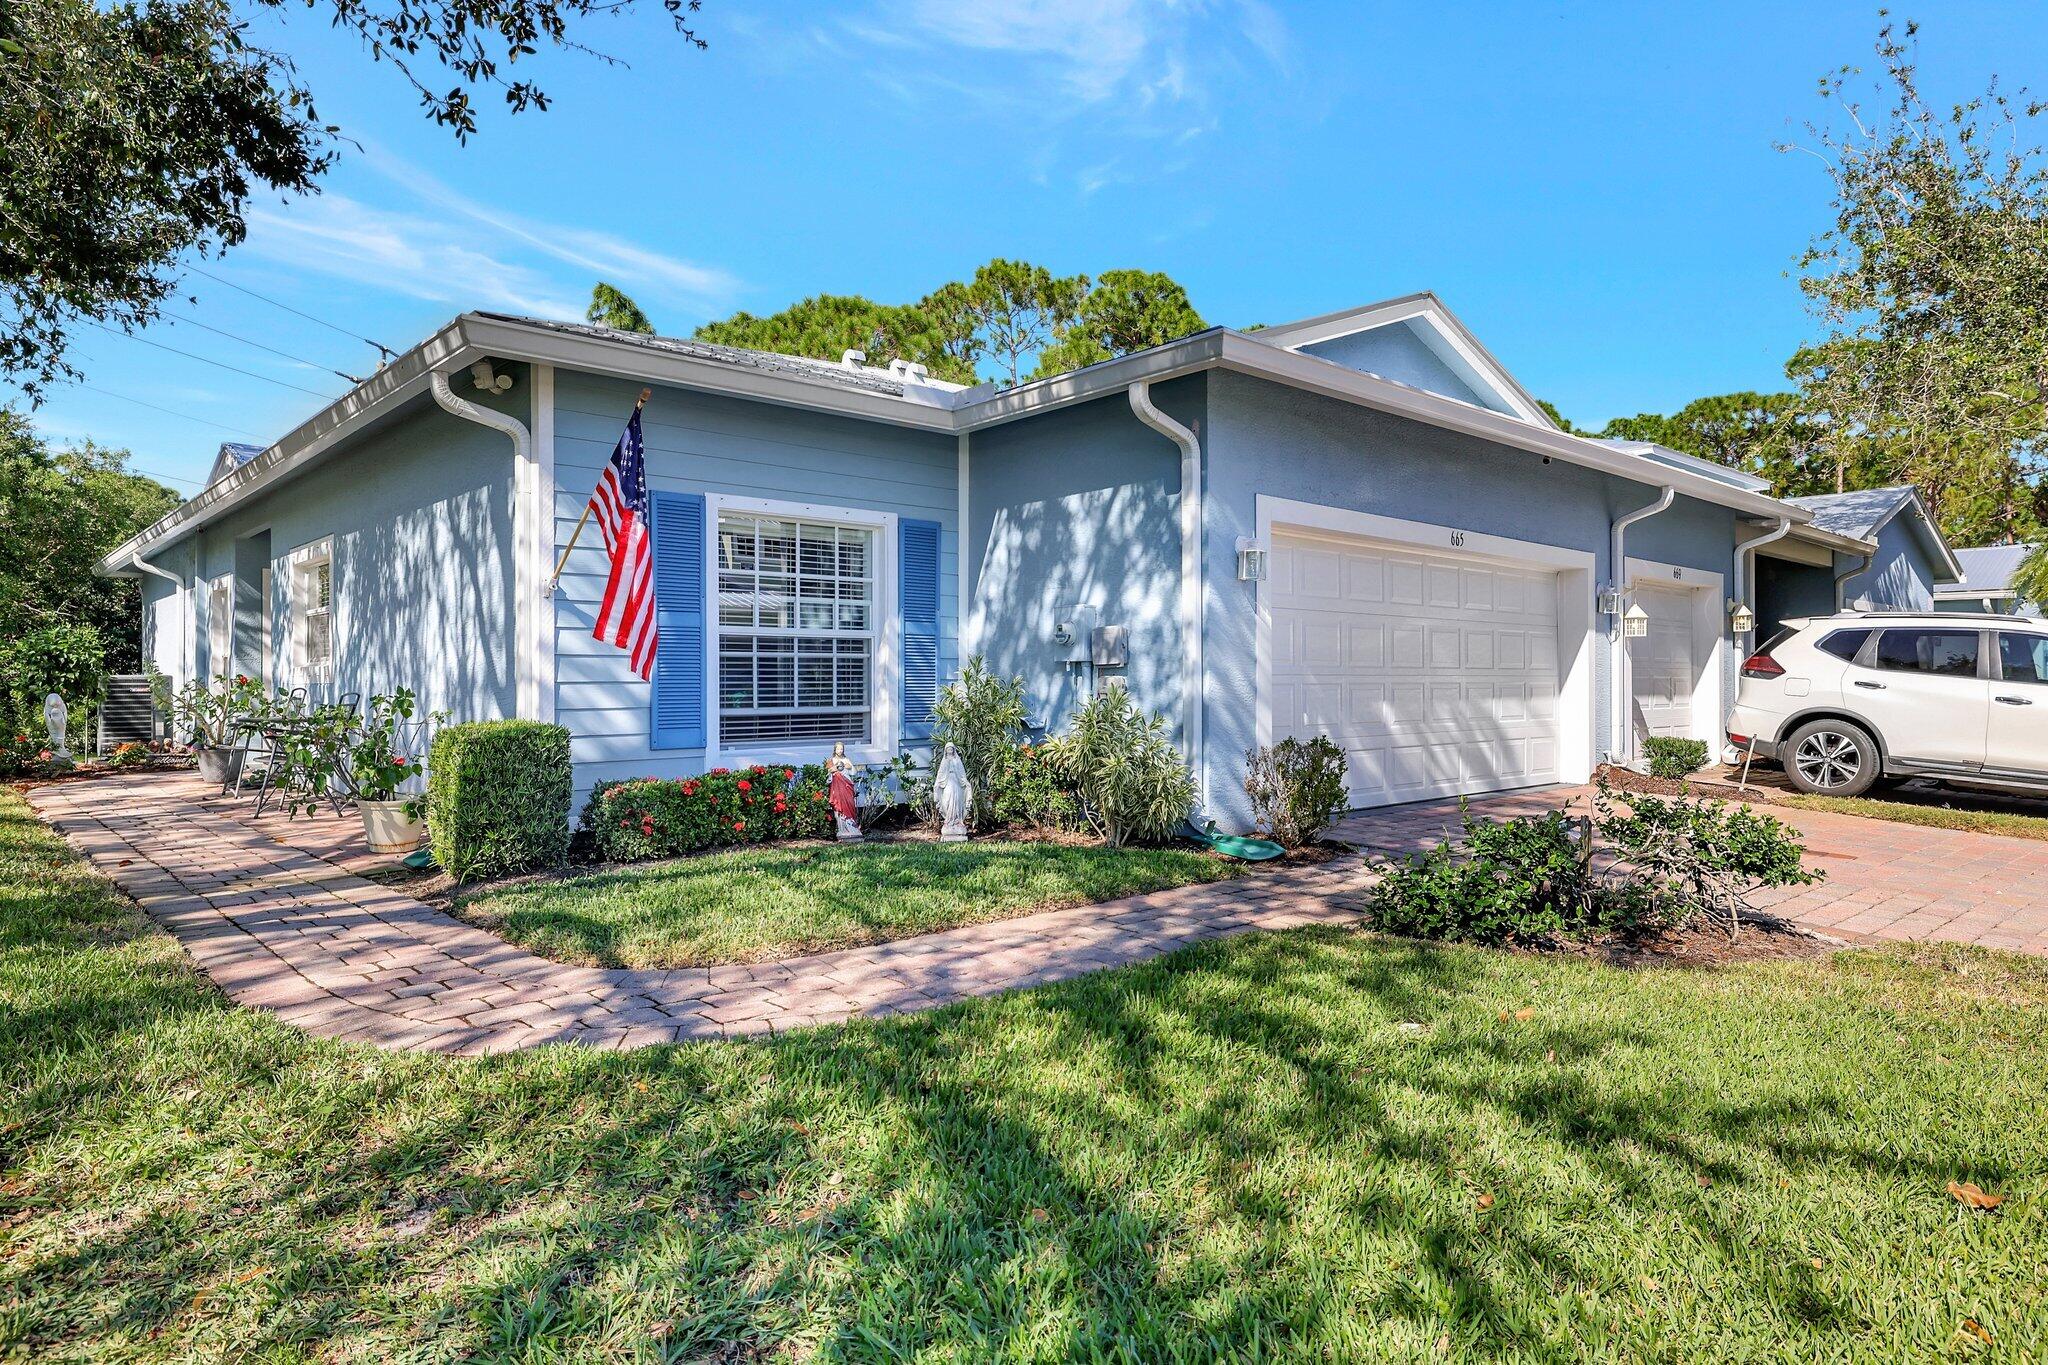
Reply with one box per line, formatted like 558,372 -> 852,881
1269,529 -> 1564,808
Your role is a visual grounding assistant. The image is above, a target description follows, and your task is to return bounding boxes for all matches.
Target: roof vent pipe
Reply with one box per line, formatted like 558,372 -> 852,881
1128,379 -> 1206,814
841,349 -> 866,368
1607,486 -> 1674,763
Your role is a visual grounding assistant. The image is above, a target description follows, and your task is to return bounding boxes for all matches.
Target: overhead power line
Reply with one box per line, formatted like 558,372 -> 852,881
72,382 -> 264,440
86,322 -> 338,400
164,310 -> 363,384
185,264 -> 399,361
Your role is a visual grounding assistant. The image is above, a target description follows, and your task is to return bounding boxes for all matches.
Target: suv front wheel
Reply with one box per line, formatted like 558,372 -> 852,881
1782,718 -> 1881,797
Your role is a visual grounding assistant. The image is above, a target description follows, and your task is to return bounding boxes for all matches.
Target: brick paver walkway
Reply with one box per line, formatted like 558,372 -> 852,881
1336,788 -> 2048,956
25,772 -> 1369,1055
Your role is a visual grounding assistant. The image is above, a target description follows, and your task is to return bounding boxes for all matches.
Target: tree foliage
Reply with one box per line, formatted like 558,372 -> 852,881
0,412 -> 183,674
1599,392 -> 1834,497
0,0 -> 706,397
1781,19 -> 2048,543
695,260 -> 1207,388
586,282 -> 654,334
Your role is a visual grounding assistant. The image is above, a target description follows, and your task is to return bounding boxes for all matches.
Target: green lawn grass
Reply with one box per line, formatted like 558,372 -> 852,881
5,785 -> 2047,1361
1780,791 -> 2048,842
453,839 -> 1244,968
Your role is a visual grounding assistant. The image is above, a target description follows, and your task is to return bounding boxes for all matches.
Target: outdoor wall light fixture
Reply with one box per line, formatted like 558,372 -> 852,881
1236,537 -> 1269,582
1623,603 -> 1650,638
1728,601 -> 1756,636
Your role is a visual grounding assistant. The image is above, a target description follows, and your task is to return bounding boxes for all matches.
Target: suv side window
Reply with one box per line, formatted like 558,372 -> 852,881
1998,633 -> 2048,685
1816,628 -> 1871,661
1872,629 -> 1979,677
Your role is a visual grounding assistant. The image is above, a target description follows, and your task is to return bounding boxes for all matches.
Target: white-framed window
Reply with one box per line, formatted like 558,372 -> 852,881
285,537 -> 334,681
706,495 -> 898,762
206,575 -> 232,680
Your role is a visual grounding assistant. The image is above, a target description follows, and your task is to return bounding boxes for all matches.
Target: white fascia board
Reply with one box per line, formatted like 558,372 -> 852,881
1781,522 -> 1878,558
1207,334 -> 1809,521
95,322 -> 473,575
1893,490 -> 1966,583
458,315 -> 959,434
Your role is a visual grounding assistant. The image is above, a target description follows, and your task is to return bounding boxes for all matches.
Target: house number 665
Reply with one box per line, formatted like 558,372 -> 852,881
1449,531 -> 1466,547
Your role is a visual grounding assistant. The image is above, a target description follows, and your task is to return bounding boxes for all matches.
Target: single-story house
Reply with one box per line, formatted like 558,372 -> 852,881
98,292 -> 1942,830
1936,543 -> 2040,616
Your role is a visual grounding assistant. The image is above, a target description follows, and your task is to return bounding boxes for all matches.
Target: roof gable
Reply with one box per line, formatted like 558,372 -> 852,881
1786,486 -> 1962,583
1244,293 -> 1555,427
206,442 -> 264,486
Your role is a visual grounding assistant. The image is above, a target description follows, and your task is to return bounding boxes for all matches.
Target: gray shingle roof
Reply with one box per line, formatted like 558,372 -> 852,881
476,314 -> 958,399
1948,543 -> 2037,594
1781,486 -> 1916,540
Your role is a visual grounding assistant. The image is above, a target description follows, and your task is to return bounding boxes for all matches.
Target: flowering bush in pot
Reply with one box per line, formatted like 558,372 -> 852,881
351,689 -> 447,852
170,675 -> 264,784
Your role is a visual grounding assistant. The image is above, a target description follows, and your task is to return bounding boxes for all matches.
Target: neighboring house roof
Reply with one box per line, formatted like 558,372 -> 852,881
1937,542 -> 2038,599
1784,486 -> 1963,583
95,302 -> 1833,575
1246,292 -> 1559,429
206,441 -> 265,486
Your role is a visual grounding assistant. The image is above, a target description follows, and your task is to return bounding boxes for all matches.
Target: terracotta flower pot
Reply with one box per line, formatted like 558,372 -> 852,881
358,798 -> 425,854
194,746 -> 244,785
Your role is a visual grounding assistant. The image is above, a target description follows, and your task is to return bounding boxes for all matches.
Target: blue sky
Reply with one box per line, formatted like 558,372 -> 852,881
15,0 -> 2044,493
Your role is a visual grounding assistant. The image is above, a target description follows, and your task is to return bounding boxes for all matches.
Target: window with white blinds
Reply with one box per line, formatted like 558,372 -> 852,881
715,513 -> 874,745
291,542 -> 333,679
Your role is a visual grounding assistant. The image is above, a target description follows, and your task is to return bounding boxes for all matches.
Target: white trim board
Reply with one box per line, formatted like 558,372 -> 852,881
1253,496 -> 1598,792
1625,556 -> 1726,753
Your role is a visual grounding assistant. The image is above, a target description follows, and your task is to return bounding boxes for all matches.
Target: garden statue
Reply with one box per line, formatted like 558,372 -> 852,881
43,693 -> 70,761
826,741 -> 863,842
934,742 -> 972,842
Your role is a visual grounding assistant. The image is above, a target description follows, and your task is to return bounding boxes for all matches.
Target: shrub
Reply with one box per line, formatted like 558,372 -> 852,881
1367,807 -> 1597,944
581,763 -> 835,862
1594,782 -> 1817,933
931,657 -> 1028,830
1643,736 -> 1711,779
427,721 -> 572,881
168,674 -> 263,748
984,739 -> 1083,831
1,624 -> 107,736
1048,686 -> 1195,847
105,741 -> 151,768
0,731 -> 45,779
1245,736 -> 1350,847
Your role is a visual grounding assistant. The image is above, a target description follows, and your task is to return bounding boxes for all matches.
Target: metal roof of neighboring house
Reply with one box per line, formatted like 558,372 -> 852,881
204,441 -> 265,486
1941,542 -> 2038,596
1783,485 -> 1964,584
94,302 -> 1835,575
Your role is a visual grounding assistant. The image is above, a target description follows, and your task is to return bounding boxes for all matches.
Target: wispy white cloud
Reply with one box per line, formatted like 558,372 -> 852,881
239,150 -> 743,324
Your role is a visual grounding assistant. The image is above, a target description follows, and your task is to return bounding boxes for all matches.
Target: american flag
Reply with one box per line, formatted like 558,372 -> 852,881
589,405 -> 657,679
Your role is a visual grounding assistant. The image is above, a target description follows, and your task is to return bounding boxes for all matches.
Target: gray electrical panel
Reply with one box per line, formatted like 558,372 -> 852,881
1090,625 -> 1128,667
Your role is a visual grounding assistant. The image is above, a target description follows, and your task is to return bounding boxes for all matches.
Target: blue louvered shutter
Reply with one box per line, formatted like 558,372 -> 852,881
650,492 -> 706,749
900,518 -> 941,741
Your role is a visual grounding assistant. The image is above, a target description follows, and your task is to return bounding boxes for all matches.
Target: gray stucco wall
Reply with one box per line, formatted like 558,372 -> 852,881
555,371 -> 960,808
1201,370 -> 1741,830
139,394 -> 520,724
1840,514 -> 1937,612
965,379 -> 1199,745
1298,323 -> 1493,410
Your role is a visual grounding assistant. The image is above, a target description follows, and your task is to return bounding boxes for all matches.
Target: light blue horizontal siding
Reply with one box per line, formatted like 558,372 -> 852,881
552,370 -> 960,808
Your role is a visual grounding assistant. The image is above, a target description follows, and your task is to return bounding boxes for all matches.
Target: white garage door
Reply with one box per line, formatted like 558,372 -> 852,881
1269,530 -> 1563,808
1628,583 -> 1697,741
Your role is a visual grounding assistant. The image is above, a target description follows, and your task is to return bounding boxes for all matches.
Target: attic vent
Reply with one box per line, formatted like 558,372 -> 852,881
902,362 -> 929,383
841,349 -> 866,368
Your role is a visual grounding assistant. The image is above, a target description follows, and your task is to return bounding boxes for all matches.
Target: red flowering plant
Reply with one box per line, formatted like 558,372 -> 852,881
582,761 -> 834,862
0,731 -> 44,779
350,689 -> 449,819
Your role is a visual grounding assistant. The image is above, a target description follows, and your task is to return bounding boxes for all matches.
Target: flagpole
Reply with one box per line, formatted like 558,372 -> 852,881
549,389 -> 650,591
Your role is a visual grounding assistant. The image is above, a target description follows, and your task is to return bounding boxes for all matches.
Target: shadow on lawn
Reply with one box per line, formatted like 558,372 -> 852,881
6,805 -> 2033,1358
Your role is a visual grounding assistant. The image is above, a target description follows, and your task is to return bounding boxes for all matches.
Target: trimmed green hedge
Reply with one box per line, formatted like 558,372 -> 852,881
1644,736 -> 1712,780
427,721 -> 571,882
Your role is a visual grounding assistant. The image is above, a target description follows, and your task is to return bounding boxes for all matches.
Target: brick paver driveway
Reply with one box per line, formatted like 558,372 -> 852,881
1337,787 -> 2048,955
25,772 -> 1368,1055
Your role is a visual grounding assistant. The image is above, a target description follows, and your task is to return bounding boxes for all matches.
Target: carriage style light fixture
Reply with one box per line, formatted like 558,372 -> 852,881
1728,601 -> 1756,636
1236,537 -> 1269,582
1623,603 -> 1651,638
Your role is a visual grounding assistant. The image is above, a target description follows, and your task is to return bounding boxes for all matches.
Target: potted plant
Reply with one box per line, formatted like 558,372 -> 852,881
351,689 -> 446,852
171,675 -> 263,784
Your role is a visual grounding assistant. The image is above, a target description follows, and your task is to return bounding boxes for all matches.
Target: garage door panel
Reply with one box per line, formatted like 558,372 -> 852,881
1272,530 -> 1564,808
1629,584 -> 1697,739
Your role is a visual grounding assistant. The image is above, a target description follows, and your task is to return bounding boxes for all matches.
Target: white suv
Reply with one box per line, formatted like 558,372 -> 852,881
1726,612 -> 2048,797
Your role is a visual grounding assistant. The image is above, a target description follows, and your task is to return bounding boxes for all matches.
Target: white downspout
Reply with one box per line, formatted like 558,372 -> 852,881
1607,486 -> 1674,763
1129,380 -> 1205,811
130,554 -> 188,693
1733,517 -> 1795,641
431,367 -> 537,718
1833,551 -> 1871,609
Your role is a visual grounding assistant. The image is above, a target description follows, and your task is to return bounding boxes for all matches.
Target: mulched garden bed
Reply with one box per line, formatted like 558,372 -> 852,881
1534,914 -> 1841,969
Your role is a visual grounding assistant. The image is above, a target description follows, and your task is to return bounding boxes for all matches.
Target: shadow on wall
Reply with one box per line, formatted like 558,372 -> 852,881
318,484 -> 516,723
977,485 -> 1181,735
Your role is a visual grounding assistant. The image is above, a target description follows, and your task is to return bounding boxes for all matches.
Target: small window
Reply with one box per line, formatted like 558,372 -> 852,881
293,549 -> 333,678
1999,634 -> 2048,685
1816,628 -> 1870,662
207,577 -> 233,679
1872,628 -> 1978,677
